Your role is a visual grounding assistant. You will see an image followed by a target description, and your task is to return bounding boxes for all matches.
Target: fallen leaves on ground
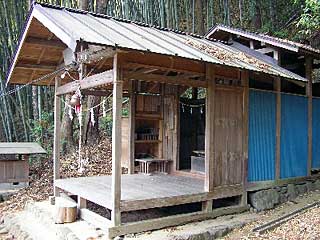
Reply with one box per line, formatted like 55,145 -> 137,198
0,136 -> 116,216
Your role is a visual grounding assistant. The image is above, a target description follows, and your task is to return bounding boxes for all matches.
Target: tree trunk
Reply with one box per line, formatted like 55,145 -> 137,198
253,0 -> 262,29
96,0 -> 109,13
61,95 -> 74,152
78,0 -> 89,11
32,86 -> 39,121
195,0 -> 205,35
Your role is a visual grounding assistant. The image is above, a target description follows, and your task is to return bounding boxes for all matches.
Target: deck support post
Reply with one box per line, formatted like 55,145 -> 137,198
111,53 -> 123,226
128,80 -> 135,174
53,77 -> 61,197
241,70 -> 249,206
78,196 -> 87,209
306,57 -> 313,176
275,77 -> 281,180
204,64 -> 215,211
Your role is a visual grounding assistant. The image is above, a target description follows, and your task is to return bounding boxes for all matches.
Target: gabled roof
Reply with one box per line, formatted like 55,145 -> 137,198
206,24 -> 320,56
6,3 -> 308,86
0,142 -> 46,155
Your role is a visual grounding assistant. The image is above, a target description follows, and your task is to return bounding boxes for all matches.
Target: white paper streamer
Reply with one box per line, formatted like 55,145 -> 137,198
102,99 -> 106,117
68,107 -> 73,120
90,108 -> 95,126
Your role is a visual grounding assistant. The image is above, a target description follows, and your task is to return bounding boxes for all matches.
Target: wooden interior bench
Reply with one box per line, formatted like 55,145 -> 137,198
135,158 -> 171,174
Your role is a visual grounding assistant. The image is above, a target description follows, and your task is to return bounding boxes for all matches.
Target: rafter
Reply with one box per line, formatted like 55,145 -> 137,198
25,36 -> 66,49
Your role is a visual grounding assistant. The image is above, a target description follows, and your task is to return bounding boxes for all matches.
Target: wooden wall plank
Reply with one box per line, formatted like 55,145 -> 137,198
275,77 -> 281,180
205,64 -> 215,192
128,81 -> 135,174
53,77 -> 61,197
241,70 -> 249,205
306,57 -> 313,176
111,54 -> 123,226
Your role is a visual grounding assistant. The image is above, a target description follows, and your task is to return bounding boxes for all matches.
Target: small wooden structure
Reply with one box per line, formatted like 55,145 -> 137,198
5,3 -> 320,239
0,142 -> 46,185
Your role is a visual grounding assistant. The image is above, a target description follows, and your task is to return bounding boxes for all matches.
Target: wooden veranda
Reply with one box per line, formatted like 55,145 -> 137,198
5,3 -> 315,239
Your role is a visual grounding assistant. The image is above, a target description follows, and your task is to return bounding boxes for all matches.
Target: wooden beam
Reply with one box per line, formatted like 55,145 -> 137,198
275,77 -> 281,180
111,54 -> 123,227
306,57 -> 313,176
108,205 -> 249,239
256,47 -> 275,54
53,77 -> 61,197
81,89 -> 111,96
125,62 -> 205,77
205,64 -> 215,192
79,209 -> 111,231
128,81 -> 135,174
16,63 -> 56,71
56,70 -> 113,95
241,70 -> 249,206
25,36 -> 66,49
124,72 -> 207,88
247,173 -> 320,192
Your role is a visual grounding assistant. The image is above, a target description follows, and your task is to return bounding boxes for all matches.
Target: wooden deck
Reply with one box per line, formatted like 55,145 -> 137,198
55,174 -> 206,212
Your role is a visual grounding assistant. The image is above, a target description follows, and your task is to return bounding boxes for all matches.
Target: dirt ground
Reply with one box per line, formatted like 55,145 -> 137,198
222,191 -> 320,240
0,137 -> 320,239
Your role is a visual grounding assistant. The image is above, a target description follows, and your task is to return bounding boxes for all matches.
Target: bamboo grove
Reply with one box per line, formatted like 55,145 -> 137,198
0,0 -> 318,146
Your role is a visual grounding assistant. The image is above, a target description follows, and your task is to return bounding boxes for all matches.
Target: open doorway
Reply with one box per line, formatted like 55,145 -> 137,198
179,88 -> 205,173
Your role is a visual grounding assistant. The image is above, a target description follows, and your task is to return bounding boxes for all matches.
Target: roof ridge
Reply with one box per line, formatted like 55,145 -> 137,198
209,24 -> 320,54
35,2 -> 229,45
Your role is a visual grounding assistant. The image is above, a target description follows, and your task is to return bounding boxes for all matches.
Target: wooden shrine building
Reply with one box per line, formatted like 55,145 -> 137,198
0,142 -> 46,185
5,3 -> 320,238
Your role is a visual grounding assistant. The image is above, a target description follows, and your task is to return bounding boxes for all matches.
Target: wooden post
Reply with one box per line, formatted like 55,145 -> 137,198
306,57 -> 313,176
241,70 -> 249,206
275,77 -> 281,180
204,64 -> 215,192
53,77 -> 61,197
78,196 -> 87,209
128,80 -> 135,174
111,53 -> 123,226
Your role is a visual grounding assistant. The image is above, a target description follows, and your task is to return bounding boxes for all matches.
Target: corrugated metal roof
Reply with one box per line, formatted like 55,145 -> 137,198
207,24 -> 320,55
7,3 -> 308,85
0,142 -> 46,155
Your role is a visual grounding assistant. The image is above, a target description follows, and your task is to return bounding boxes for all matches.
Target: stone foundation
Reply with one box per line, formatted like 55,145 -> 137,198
249,179 -> 320,211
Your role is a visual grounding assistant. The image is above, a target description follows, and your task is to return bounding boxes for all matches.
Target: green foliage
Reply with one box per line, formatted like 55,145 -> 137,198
296,0 -> 320,37
100,115 -> 113,137
30,111 -> 54,154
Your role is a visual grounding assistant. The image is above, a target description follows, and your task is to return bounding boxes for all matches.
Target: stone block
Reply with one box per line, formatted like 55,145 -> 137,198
295,184 -> 307,195
306,182 -> 315,192
287,184 -> 297,201
249,189 -> 280,211
314,180 -> 320,190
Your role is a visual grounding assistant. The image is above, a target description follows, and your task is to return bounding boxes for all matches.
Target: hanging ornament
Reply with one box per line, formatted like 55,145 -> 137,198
102,99 -> 107,117
71,88 -> 82,114
68,107 -> 73,120
190,107 -> 193,114
200,107 -> 203,114
70,93 -> 80,106
90,108 -> 95,126
182,104 -> 185,112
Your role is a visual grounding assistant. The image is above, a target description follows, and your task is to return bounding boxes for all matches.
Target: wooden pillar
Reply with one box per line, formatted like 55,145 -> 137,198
241,70 -> 249,206
77,196 -> 87,209
53,77 -> 61,197
128,80 -> 135,174
306,57 -> 313,176
204,64 -> 215,192
111,53 -> 123,226
275,77 -> 281,180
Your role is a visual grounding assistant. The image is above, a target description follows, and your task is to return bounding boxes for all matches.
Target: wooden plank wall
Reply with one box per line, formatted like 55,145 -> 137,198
213,87 -> 244,186
163,85 -> 179,172
0,160 -> 29,183
205,65 -> 246,189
